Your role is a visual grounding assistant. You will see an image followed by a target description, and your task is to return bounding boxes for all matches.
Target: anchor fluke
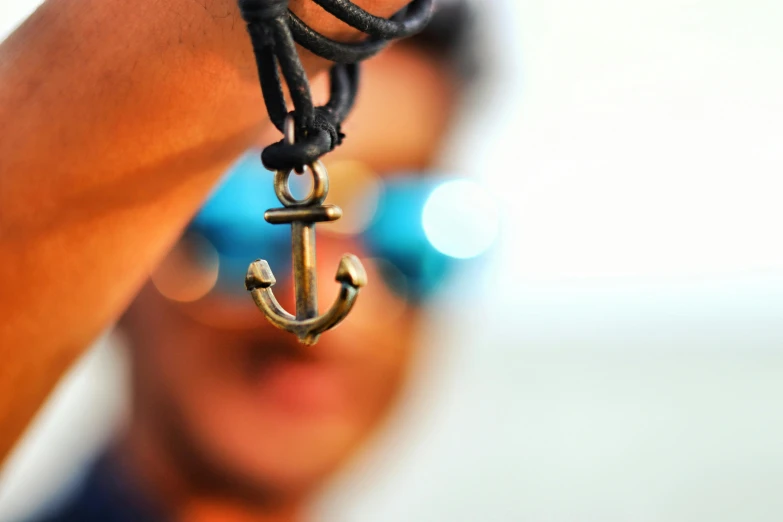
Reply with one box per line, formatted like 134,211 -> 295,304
245,260 -> 276,290
246,255 -> 367,346
336,254 -> 368,288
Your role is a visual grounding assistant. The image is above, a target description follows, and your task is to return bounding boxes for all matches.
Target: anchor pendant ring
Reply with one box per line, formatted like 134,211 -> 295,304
245,117 -> 367,345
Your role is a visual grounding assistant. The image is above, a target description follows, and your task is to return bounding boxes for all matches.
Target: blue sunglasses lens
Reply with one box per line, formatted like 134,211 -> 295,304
186,155 -> 494,302
190,155 -> 291,294
362,178 -> 456,302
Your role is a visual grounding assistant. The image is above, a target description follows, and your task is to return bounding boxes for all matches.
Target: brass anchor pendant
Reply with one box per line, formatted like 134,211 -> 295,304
246,119 -> 367,345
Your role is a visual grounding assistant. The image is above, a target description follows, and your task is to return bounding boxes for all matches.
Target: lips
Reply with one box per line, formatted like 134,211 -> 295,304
258,357 -> 348,418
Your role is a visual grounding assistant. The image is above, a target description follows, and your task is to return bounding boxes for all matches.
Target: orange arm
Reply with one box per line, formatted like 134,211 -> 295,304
0,0 -> 404,462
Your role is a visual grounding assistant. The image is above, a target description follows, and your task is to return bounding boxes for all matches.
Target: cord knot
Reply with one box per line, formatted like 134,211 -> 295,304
261,109 -> 344,172
311,107 -> 345,149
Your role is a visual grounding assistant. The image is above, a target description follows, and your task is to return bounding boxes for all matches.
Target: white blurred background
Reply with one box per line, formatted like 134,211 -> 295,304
2,0 -> 783,521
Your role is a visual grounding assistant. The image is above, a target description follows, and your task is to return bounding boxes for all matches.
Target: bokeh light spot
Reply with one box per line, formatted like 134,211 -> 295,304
151,233 -> 220,303
422,180 -> 500,259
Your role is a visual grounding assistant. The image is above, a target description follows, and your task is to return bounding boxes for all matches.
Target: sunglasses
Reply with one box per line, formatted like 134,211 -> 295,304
184,153 -> 498,303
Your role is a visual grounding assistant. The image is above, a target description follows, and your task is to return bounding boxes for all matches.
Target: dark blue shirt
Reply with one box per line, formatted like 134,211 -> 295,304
29,454 -> 165,522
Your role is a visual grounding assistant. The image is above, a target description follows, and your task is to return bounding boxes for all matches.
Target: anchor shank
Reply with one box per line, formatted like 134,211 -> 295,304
291,221 -> 318,320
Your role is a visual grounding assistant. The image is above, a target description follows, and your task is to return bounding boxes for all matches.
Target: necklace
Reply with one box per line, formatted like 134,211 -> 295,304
238,0 -> 434,345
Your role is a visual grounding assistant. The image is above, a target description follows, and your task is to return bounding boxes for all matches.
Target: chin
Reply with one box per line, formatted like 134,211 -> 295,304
159,383 -> 370,503
222,422 -> 360,497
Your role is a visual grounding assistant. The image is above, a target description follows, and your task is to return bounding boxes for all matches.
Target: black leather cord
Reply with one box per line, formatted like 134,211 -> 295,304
287,11 -> 387,63
237,0 -> 434,172
311,0 -> 434,40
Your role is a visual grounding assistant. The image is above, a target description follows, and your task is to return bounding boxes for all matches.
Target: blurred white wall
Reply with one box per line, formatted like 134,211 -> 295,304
318,0 -> 783,520
0,2 -> 42,41
3,0 -> 783,521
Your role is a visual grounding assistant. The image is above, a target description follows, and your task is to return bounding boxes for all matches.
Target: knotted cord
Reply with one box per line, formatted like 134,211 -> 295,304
237,0 -> 434,171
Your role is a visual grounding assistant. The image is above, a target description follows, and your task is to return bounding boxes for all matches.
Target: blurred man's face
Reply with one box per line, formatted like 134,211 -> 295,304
121,45 -> 455,503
